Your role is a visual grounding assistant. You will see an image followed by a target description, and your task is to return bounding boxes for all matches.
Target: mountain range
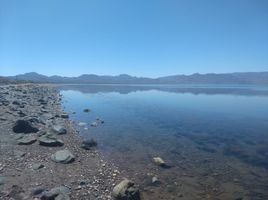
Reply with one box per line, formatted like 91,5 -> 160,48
6,71 -> 268,84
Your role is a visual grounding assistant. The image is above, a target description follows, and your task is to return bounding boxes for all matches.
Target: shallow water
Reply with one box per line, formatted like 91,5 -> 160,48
59,84 -> 268,200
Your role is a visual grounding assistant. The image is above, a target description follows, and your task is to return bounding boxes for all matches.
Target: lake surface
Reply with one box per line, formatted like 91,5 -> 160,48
59,84 -> 268,200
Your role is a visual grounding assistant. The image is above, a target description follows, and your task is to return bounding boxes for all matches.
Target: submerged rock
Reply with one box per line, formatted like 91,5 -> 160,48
13,119 -> 39,133
81,139 -> 97,150
51,150 -> 75,164
40,186 -> 70,200
78,122 -> 87,127
39,134 -> 64,147
153,157 -> 166,167
17,135 -> 37,145
112,179 -> 140,200
90,122 -> 98,127
83,108 -> 91,113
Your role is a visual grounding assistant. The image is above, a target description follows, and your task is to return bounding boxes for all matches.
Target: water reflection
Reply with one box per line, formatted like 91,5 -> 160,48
58,84 -> 268,96
59,84 -> 268,200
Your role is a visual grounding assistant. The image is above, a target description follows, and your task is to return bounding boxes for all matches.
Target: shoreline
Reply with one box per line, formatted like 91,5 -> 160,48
0,84 -> 121,199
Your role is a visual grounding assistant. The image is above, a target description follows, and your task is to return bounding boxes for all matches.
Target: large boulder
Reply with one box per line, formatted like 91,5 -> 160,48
39,134 -> 64,147
13,119 -> 39,133
112,179 -> 140,200
51,150 -> 75,164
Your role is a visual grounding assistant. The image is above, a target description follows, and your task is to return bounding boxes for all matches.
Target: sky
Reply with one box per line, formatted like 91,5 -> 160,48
0,0 -> 268,77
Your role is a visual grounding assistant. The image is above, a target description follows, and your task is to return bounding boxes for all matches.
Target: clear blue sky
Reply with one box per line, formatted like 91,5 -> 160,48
0,0 -> 268,77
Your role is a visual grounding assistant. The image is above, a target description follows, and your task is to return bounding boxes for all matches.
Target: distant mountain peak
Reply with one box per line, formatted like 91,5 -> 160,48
6,71 -> 268,84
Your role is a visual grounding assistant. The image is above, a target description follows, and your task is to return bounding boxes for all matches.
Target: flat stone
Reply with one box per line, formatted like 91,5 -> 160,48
112,179 -> 140,200
39,134 -> 64,147
17,135 -> 37,145
32,163 -> 44,170
40,186 -> 70,200
52,125 -> 67,135
51,150 -> 75,164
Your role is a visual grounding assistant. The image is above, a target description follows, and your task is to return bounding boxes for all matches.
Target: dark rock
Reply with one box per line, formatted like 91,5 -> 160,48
12,100 -> 21,105
32,186 -> 46,195
17,135 -> 37,145
61,113 -> 69,118
112,179 -> 140,200
13,119 -> 39,133
39,134 -> 64,147
81,139 -> 97,150
83,108 -> 91,113
52,125 -> 67,135
51,150 -> 75,164
40,186 -> 70,200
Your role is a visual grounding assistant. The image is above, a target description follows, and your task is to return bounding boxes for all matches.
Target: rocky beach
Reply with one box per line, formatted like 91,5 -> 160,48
0,84 -> 139,200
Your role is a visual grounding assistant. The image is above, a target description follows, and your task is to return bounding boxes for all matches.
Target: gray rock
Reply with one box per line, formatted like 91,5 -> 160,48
81,139 -> 97,150
153,157 -> 166,167
51,150 -> 75,164
0,176 -> 6,185
112,179 -> 140,200
32,163 -> 44,170
39,134 -> 64,147
13,119 -> 39,133
32,186 -> 46,195
14,150 -> 26,158
52,125 -> 67,135
40,186 -> 70,200
78,122 -> 87,127
17,135 -> 37,145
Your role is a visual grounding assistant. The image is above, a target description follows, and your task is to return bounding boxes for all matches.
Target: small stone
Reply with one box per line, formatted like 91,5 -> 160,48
91,122 -> 98,127
32,186 -> 45,195
39,134 -> 64,147
78,122 -> 87,127
81,139 -> 97,150
61,113 -> 69,118
52,125 -> 67,135
17,135 -> 37,145
153,157 -> 166,167
83,108 -> 91,113
40,186 -> 70,200
0,176 -> 6,185
51,150 -> 75,164
112,179 -> 140,200
32,163 -> 44,170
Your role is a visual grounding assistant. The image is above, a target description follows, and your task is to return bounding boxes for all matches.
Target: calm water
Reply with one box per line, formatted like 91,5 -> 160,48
59,84 -> 268,200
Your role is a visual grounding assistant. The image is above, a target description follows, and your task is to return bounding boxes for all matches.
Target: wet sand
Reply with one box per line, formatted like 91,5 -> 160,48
0,84 -> 123,199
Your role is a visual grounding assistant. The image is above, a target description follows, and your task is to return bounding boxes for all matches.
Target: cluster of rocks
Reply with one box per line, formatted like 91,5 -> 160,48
0,84 -> 141,200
